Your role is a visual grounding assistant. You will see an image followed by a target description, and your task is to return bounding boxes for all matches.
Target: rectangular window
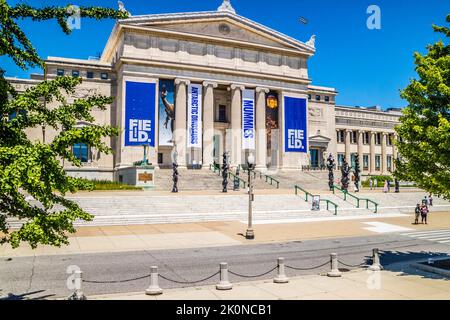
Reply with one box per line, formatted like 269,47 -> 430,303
308,94 -> 311,101
73,143 -> 89,163
315,95 -> 321,101
351,153 -> 357,168
218,105 -> 227,122
72,70 -> 80,78
57,69 -> 65,76
158,153 -> 163,164
363,154 -> 369,170
337,130 -> 345,143
350,131 -> 357,144
86,71 -> 94,79
375,155 -> 381,170
363,132 -> 370,144
325,96 -> 330,102
101,72 -> 109,80
387,134 -> 393,146
375,133 -> 381,145
337,154 -> 345,169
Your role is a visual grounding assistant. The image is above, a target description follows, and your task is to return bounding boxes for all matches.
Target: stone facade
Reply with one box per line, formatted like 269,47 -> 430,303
7,1 -> 400,180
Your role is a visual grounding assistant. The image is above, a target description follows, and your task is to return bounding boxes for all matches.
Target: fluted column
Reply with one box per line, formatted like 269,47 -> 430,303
174,78 -> 190,167
392,133 -> 398,172
345,130 -> 351,164
230,84 -> 244,167
357,130 -> 364,171
370,131 -> 376,174
381,132 -> 388,174
255,87 -> 269,170
202,81 -> 218,167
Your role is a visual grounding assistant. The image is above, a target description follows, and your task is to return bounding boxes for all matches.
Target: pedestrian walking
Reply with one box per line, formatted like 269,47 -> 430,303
374,178 -> 378,190
420,204 -> 429,224
369,179 -> 373,190
423,195 -> 428,206
387,180 -> 391,192
429,194 -> 433,206
383,180 -> 388,193
414,204 -> 421,225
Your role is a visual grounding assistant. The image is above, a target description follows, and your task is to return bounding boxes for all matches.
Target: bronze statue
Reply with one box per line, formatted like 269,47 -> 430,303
326,154 -> 335,191
341,159 -> 350,191
222,152 -> 229,193
354,153 -> 361,192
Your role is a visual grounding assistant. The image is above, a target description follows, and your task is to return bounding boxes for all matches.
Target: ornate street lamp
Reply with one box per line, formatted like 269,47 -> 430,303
246,153 -> 255,240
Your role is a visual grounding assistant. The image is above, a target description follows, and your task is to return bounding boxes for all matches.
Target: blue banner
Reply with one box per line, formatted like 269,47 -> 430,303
125,81 -> 156,147
242,89 -> 255,150
284,96 -> 307,153
187,84 -> 203,148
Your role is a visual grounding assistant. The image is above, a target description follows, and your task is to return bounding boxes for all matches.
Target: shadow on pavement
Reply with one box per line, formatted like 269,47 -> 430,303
0,289 -> 55,300
380,250 -> 450,281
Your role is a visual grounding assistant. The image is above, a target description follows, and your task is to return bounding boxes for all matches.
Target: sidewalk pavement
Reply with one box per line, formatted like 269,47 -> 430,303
88,269 -> 450,300
2,211 -> 450,258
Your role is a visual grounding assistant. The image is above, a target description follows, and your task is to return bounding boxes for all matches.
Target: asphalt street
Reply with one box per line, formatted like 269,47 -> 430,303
1,233 -> 449,299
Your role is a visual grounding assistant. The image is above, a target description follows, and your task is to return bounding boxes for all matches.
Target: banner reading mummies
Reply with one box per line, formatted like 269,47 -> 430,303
242,89 -> 255,150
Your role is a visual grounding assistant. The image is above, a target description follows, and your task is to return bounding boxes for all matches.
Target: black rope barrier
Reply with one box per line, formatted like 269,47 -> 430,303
228,266 -> 278,278
285,260 -> 329,271
158,271 -> 220,285
83,274 -> 151,284
337,260 -> 367,268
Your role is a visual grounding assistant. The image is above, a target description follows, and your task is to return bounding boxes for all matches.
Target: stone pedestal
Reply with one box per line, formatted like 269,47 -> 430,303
117,166 -> 156,189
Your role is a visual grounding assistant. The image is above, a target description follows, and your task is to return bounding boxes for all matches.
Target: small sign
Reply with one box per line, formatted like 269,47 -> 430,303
138,173 -> 153,183
312,195 -> 320,211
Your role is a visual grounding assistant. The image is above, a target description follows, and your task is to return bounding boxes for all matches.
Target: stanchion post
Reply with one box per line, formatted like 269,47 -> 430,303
368,248 -> 383,271
216,262 -> 233,290
327,253 -> 342,277
146,266 -> 163,295
68,270 -> 87,300
273,258 -> 289,284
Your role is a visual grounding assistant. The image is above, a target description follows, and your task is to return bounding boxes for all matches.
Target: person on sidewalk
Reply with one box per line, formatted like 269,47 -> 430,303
374,178 -> 378,190
387,180 -> 391,192
369,179 -> 373,190
383,180 -> 388,193
414,204 -> 421,225
420,204 -> 429,224
428,194 -> 433,206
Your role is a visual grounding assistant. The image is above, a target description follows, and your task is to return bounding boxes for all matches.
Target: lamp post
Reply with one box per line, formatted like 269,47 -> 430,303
246,153 -> 255,240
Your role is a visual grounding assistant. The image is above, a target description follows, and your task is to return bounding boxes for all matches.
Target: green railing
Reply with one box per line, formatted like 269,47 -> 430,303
259,172 -> 280,189
294,185 -> 315,202
228,171 -> 247,188
320,199 -> 338,216
332,185 -> 379,213
209,163 -> 221,176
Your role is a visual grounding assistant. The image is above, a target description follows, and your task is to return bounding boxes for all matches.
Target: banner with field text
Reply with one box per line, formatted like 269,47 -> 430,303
284,96 -> 307,153
124,81 -> 156,147
242,89 -> 255,150
187,83 -> 203,148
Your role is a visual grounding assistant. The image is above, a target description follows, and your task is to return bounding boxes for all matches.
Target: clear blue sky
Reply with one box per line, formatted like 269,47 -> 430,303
2,0 -> 449,108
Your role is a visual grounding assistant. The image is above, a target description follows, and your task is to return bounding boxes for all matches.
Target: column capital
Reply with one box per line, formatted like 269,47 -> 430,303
203,81 -> 218,88
175,78 -> 191,86
256,87 -> 270,94
230,83 -> 245,91
382,132 -> 388,136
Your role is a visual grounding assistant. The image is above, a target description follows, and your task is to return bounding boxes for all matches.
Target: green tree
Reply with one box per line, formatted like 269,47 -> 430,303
0,1 -> 128,248
395,14 -> 450,199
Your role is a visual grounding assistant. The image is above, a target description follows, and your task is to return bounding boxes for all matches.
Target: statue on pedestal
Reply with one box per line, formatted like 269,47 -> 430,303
341,159 -> 350,192
222,152 -> 229,193
326,154 -> 335,191
172,148 -> 179,193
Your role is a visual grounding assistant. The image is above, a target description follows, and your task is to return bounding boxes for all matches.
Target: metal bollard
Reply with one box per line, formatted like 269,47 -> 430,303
273,257 -> 289,284
145,266 -> 163,295
368,248 -> 383,271
68,270 -> 87,300
216,262 -> 233,290
327,253 -> 342,277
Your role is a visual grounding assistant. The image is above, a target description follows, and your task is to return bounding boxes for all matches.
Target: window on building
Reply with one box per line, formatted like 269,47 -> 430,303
337,130 -> 345,143
308,94 -> 312,101
387,155 -> 393,172
350,131 -> 357,144
351,153 -> 357,168
337,154 -> 345,169
325,96 -> 330,102
387,134 -> 393,146
73,143 -> 89,163
72,70 -> 80,78
375,133 -> 382,145
375,155 -> 381,170
218,105 -> 227,122
315,95 -> 321,101
86,71 -> 94,79
363,132 -> 370,144
363,154 -> 369,170
57,69 -> 65,76
158,153 -> 163,164
101,72 -> 109,80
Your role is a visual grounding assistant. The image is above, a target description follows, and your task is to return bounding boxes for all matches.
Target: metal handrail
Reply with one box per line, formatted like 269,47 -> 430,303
295,185 -> 339,215
362,198 -> 379,213
258,172 -> 280,189
294,185 -> 314,202
320,199 -> 338,216
228,171 -> 247,188
332,185 -> 378,213
209,163 -> 221,176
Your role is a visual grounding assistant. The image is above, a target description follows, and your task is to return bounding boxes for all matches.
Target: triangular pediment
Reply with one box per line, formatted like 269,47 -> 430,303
309,134 -> 331,142
121,11 -> 314,55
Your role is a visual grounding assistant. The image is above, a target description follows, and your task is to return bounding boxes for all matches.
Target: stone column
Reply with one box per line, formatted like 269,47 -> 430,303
392,133 -> 398,172
255,87 -> 269,170
358,130 -> 364,171
370,131 -> 376,175
230,84 -> 244,167
202,81 -> 218,167
345,130 -> 351,164
174,78 -> 190,168
381,132 -> 388,174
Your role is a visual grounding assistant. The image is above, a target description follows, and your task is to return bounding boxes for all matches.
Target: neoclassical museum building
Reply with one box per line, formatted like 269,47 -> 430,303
8,1 -> 402,180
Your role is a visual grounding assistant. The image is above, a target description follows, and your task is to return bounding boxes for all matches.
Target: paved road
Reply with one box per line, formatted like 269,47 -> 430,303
1,233 -> 449,300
